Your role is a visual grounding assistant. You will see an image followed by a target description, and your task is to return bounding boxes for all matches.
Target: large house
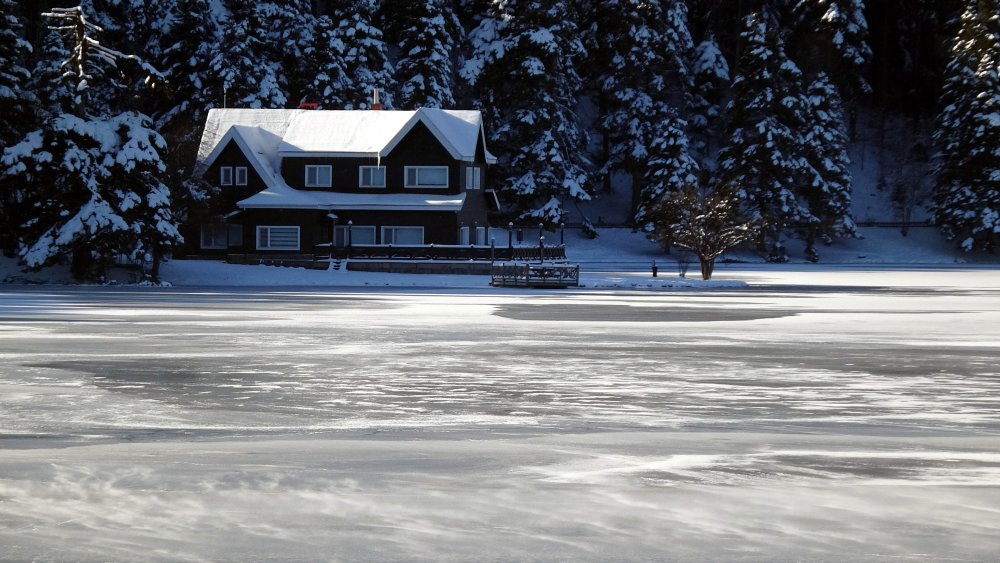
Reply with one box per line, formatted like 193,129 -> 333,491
189,107 -> 498,258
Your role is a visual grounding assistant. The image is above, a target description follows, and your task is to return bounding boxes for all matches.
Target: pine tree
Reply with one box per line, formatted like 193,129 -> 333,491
257,1 -> 314,105
688,34 -> 730,158
155,0 -> 220,131
331,0 -> 395,109
391,0 -> 462,109
800,73 -> 857,259
299,14 -> 349,108
637,111 -> 699,233
0,7 -> 182,280
792,0 -> 872,98
931,0 -> 1000,251
717,10 -> 815,261
587,0 -> 694,217
212,3 -> 287,109
153,0 -> 223,229
0,0 -> 37,253
463,0 -> 590,226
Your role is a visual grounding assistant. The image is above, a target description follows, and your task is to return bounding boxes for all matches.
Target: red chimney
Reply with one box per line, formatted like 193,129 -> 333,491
298,102 -> 319,109
371,88 -> 382,110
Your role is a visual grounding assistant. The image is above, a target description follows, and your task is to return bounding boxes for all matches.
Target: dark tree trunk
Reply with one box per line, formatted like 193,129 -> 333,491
699,256 -> 714,280
70,245 -> 96,281
149,248 -> 162,283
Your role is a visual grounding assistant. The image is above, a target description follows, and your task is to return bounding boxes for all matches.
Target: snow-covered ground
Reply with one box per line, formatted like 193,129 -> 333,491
1,274 -> 999,561
3,225 -> 991,290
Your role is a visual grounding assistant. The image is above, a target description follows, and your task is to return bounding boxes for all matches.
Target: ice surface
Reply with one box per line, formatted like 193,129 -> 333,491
1,276 -> 999,561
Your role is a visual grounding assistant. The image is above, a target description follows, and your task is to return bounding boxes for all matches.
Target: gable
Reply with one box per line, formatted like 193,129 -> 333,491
384,121 -> 454,162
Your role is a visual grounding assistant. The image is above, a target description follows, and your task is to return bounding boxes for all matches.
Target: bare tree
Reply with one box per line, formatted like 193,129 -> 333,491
648,183 -> 757,280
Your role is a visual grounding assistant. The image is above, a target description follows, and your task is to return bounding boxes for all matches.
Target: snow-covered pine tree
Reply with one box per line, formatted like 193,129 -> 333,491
587,0 -> 694,218
792,0 -> 872,98
153,0 -> 223,230
155,0 -> 220,146
212,2 -> 287,109
637,110 -> 699,233
299,14 -> 349,108
931,0 -> 1000,252
0,7 -> 182,280
0,0 -> 35,143
389,0 -> 463,109
688,34 -> 730,159
330,0 -> 395,109
463,0 -> 591,226
0,0 -> 37,253
717,9 -> 816,262
257,1 -> 314,106
800,72 -> 857,260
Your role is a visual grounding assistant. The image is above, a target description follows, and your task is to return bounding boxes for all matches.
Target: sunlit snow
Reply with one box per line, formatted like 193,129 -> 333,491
1,269 -> 999,561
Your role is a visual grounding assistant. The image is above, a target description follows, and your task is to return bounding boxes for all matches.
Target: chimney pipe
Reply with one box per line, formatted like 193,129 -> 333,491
371,88 -> 382,110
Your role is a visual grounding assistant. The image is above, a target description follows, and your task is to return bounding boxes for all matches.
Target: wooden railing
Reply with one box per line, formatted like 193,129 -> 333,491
321,244 -> 566,261
491,262 -> 580,288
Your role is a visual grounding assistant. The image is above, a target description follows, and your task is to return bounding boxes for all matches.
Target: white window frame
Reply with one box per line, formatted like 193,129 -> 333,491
305,165 -> 332,187
220,166 -> 233,186
200,224 -> 228,249
404,166 -> 449,189
256,226 -> 300,251
335,225 -> 376,246
359,166 -> 386,188
465,166 -> 481,190
235,166 -> 248,186
381,226 -> 424,245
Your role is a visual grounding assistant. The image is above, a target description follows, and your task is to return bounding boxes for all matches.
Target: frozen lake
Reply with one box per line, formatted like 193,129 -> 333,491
1,271 -> 999,561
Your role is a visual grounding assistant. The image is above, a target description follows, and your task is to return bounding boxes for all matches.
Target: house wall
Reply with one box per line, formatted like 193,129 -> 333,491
183,139 -> 269,256
331,211 -> 458,245
281,122 -> 460,195
204,140 -> 267,211
239,209 -> 330,253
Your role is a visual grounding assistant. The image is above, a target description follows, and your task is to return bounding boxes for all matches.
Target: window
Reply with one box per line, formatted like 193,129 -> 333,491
335,225 -> 376,246
465,166 -> 481,190
220,166 -> 233,186
200,224 -> 228,249
201,224 -> 242,249
305,165 -> 332,187
235,166 -> 248,186
381,226 -> 424,245
256,226 -> 300,250
404,166 -> 448,188
359,166 -> 386,188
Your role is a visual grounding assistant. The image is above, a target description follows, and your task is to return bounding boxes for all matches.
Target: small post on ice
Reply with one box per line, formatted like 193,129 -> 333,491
347,220 -> 353,249
560,222 -> 565,246
652,260 -> 658,278
490,238 -> 496,263
539,236 -> 545,264
507,222 -> 513,251
538,222 -> 544,242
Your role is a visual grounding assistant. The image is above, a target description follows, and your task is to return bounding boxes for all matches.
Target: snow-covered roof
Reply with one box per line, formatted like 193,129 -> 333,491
239,188 -> 466,212
197,108 -> 497,172
196,109 -> 300,175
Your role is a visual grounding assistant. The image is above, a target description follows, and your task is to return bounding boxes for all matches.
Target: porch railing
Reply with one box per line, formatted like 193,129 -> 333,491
320,244 -> 566,261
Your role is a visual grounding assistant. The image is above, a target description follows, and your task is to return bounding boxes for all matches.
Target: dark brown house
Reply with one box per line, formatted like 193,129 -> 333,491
189,107 -> 498,257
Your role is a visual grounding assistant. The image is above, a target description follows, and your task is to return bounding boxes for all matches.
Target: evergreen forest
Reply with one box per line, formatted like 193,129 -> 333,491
1,0 -> 999,280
